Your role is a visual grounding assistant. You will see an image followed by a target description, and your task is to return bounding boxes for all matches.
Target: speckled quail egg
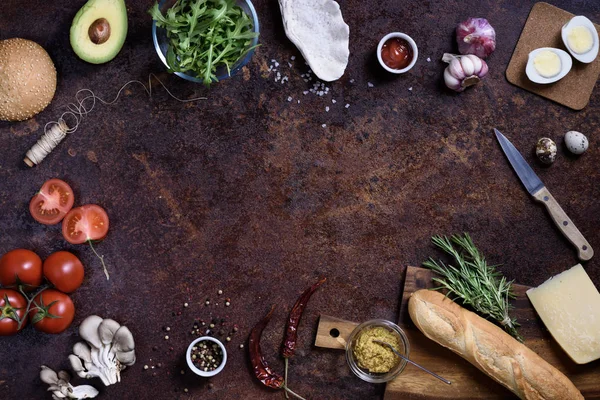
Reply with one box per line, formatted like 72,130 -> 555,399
564,131 -> 589,154
526,48 -> 572,84
536,138 -> 558,164
562,16 -> 599,64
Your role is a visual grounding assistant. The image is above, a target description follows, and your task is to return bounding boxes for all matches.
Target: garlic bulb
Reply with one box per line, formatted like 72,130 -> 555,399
442,53 -> 489,92
456,18 -> 496,59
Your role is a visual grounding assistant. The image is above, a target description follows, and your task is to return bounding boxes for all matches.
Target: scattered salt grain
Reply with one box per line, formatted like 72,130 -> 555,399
427,57 -> 431,62
303,91 -> 308,95
297,100 -> 300,104
287,96 -> 292,102
322,124 -> 327,128
350,79 -> 355,83
288,62 -> 292,68
291,56 -> 296,60
345,104 -> 350,108
367,82 -> 374,88
332,99 -> 336,104
274,62 -> 279,67
408,87 -> 413,91
325,106 -> 330,112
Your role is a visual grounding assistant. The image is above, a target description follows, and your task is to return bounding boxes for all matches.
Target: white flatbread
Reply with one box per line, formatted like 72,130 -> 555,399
278,0 -> 349,82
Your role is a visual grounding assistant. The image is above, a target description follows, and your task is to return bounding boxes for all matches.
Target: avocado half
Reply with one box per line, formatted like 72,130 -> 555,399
70,0 -> 128,64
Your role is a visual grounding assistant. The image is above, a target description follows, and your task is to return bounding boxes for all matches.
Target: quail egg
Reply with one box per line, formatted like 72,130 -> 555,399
526,48 -> 572,84
564,130 -> 589,155
536,137 -> 558,164
562,16 -> 599,64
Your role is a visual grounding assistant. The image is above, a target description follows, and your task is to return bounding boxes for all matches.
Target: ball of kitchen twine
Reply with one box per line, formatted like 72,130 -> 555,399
0,38 -> 57,121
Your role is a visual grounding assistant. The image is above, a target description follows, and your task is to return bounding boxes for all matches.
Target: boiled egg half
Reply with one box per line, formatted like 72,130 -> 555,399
562,16 -> 599,64
526,47 -> 572,84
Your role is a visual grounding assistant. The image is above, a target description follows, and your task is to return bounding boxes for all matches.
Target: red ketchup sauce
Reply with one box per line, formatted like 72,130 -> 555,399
381,38 -> 413,70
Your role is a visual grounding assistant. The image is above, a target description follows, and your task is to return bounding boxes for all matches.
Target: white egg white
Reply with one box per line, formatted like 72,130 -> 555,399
525,47 -> 572,84
562,16 -> 599,64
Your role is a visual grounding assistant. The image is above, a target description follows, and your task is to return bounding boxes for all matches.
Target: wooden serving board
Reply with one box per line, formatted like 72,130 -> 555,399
315,266 -> 600,399
506,2 -> 600,110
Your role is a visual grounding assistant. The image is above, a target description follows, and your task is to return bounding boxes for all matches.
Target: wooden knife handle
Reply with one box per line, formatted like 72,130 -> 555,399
533,187 -> 594,261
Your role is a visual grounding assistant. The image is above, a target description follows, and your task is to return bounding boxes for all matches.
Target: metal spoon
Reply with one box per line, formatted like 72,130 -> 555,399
372,340 -> 451,385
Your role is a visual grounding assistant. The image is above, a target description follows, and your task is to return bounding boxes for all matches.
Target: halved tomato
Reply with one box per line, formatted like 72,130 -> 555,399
29,179 -> 75,225
62,205 -> 110,244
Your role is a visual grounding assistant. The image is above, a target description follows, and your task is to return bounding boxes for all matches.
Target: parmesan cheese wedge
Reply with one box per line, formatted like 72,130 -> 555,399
527,264 -> 600,364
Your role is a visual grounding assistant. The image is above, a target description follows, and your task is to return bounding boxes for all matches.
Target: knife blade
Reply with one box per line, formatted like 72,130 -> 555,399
494,128 -> 593,261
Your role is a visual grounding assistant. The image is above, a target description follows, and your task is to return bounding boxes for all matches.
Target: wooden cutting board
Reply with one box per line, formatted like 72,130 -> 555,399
315,266 -> 600,399
506,2 -> 600,110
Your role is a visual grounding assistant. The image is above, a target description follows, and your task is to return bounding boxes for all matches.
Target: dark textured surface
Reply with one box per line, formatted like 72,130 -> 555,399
1,1 -> 599,399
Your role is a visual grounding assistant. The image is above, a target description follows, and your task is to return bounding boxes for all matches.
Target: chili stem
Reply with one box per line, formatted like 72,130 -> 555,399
284,358 -> 289,399
88,239 -> 110,280
284,386 -> 306,400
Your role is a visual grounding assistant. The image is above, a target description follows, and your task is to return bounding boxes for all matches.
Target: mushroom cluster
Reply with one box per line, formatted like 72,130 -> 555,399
0,38 -> 57,121
68,315 -> 136,386
40,366 -> 99,399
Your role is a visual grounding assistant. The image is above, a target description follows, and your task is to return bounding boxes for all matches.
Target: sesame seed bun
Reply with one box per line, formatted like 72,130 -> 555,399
0,38 -> 57,121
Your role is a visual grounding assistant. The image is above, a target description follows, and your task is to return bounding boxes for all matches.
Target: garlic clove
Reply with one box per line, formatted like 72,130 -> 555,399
461,56 -> 475,76
444,68 -> 461,91
448,58 -> 466,80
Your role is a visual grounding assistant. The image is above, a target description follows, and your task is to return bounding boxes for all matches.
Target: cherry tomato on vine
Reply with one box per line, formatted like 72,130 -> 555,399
43,251 -> 84,293
62,205 -> 110,245
0,288 -> 28,336
29,179 -> 75,225
29,289 -> 75,334
0,249 -> 43,291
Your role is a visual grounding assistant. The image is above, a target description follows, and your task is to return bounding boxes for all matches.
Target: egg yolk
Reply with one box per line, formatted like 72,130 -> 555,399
568,26 -> 594,54
533,50 -> 561,78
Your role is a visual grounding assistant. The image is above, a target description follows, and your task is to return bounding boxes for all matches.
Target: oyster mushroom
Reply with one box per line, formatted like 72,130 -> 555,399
40,365 -> 99,399
69,315 -> 136,387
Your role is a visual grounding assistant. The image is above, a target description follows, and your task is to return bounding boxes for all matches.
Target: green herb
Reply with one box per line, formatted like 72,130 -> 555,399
422,233 -> 522,341
149,0 -> 259,86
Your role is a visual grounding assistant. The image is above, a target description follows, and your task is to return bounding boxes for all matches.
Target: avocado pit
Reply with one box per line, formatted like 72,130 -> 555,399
89,18 -> 111,44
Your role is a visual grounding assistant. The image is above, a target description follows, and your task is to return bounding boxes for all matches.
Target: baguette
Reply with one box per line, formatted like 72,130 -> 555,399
408,289 -> 583,400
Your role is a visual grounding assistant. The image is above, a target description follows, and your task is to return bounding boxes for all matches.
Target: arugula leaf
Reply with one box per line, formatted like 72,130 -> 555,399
149,0 -> 259,86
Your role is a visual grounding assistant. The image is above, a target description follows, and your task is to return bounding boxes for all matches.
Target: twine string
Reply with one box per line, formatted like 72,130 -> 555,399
25,74 -> 207,166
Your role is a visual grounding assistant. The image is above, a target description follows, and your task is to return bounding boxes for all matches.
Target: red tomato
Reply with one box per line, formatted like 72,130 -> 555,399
29,289 -> 75,334
62,205 -> 110,245
29,179 -> 75,225
43,251 -> 84,293
0,288 -> 28,335
0,249 -> 43,291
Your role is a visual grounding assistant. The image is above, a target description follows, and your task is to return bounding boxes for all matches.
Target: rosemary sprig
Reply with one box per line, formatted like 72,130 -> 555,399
422,233 -> 522,341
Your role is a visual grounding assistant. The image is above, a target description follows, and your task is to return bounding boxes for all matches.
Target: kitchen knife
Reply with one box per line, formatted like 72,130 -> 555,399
494,128 -> 593,261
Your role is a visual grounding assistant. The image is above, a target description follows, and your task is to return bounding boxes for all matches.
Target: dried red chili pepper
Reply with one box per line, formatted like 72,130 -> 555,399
248,305 -> 285,389
282,277 -> 326,358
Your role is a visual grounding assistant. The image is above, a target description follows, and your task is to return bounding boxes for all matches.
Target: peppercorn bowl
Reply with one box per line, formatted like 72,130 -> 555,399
345,319 -> 410,383
186,336 -> 227,377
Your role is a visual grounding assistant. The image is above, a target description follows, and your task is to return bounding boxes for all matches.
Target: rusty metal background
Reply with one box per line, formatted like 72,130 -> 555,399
1,0 -> 599,399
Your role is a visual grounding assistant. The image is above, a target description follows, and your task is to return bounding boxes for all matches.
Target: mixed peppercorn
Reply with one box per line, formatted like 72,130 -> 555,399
190,340 -> 224,372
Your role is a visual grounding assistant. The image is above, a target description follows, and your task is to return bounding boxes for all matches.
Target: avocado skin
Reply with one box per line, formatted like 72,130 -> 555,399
70,0 -> 128,64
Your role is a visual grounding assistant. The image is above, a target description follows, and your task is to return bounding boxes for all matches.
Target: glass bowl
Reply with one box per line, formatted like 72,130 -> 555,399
186,336 -> 227,377
345,319 -> 410,383
151,0 -> 260,83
